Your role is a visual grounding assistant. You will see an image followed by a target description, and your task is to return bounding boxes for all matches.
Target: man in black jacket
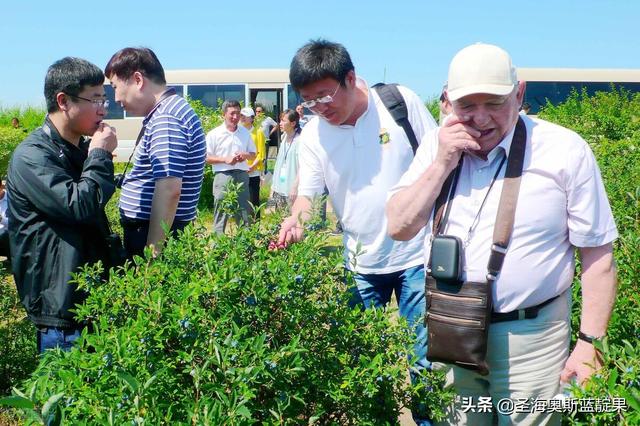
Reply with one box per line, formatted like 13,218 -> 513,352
7,57 -> 118,352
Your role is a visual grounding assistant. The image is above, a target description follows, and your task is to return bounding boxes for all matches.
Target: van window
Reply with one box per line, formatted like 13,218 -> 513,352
187,84 -> 245,108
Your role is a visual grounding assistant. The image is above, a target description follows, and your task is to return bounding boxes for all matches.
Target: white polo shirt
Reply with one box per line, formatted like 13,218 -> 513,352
392,114 -> 618,312
205,124 -> 256,172
297,79 -> 437,273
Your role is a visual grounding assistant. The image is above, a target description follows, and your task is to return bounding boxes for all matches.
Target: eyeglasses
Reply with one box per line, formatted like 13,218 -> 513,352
64,92 -> 110,109
300,83 -> 341,109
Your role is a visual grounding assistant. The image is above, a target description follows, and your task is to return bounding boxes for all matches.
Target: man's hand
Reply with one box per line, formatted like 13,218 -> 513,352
278,215 -> 305,246
560,340 -> 603,385
224,155 -> 239,165
436,114 -> 481,172
233,151 -> 255,163
560,244 -> 616,385
90,123 -> 118,153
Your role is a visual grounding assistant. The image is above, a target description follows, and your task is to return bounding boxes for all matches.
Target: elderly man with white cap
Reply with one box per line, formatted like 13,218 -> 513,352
387,43 -> 617,425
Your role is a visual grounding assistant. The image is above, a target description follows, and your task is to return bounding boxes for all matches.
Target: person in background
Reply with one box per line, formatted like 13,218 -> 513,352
438,84 -> 452,125
10,117 -> 27,133
255,105 -> 278,144
296,104 -> 310,128
206,100 -> 256,233
8,57 -> 117,352
387,43 -> 617,425
240,106 -> 267,220
521,101 -> 531,114
277,39 -> 437,425
271,109 -> 301,210
0,181 -> 10,260
105,47 -> 206,258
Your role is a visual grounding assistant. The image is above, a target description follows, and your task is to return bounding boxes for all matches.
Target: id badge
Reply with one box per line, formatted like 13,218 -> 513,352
279,174 -> 287,184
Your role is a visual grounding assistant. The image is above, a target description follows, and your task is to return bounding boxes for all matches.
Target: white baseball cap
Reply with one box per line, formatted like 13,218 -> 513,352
240,107 -> 255,117
447,43 -> 517,102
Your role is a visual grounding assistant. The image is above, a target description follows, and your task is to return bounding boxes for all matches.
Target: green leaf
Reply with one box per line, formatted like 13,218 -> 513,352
235,405 -> 251,418
143,372 -> 159,390
619,388 -> 640,412
28,382 -> 38,401
41,392 -> 64,419
607,368 -> 619,389
12,386 -> 28,399
268,409 -> 279,419
0,395 -> 35,410
117,372 -> 140,393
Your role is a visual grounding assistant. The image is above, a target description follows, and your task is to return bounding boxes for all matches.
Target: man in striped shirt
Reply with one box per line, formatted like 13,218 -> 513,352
105,47 -> 206,258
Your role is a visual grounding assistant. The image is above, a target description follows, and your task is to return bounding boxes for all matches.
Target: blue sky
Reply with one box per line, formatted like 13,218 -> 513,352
1,0 -> 638,107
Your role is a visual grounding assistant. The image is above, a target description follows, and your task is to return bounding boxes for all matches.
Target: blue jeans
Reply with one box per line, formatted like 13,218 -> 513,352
350,264 -> 431,425
37,327 -> 81,353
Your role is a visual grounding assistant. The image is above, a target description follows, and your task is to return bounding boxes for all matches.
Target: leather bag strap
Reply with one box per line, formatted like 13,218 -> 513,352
486,117 -> 527,281
429,117 -> 527,281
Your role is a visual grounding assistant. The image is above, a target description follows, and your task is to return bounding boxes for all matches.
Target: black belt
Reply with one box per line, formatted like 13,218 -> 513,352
491,295 -> 559,323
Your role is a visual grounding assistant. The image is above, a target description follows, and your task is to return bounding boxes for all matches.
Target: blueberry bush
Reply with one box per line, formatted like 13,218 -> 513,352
0,265 -> 37,397
540,89 -> 640,425
0,218 -> 453,424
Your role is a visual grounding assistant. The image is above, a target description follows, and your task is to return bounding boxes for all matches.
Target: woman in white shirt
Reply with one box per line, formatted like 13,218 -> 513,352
270,109 -> 301,211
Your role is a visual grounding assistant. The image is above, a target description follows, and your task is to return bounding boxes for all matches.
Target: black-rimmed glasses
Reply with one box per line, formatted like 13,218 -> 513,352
64,92 -> 110,109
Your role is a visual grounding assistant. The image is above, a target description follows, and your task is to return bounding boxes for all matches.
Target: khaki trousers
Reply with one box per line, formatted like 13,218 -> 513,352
435,290 -> 571,426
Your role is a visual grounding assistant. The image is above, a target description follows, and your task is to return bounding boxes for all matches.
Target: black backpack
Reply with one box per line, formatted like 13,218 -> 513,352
372,83 -> 420,155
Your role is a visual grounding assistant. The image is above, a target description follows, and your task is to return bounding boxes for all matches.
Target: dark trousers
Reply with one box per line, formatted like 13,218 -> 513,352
249,175 -> 261,220
0,228 -> 10,260
121,216 -> 190,259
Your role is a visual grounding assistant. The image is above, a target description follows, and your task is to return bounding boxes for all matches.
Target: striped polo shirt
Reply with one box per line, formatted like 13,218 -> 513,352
119,92 -> 206,221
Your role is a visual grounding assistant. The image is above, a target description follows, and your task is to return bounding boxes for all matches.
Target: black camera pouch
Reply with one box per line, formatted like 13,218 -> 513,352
429,235 -> 464,283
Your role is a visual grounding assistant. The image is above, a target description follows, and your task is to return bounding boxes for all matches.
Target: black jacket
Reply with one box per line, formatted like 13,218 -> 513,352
7,118 -> 115,329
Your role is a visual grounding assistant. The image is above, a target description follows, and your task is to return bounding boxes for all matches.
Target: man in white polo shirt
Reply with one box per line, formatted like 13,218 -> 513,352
278,39 -> 437,425
206,100 -> 256,234
387,43 -> 618,425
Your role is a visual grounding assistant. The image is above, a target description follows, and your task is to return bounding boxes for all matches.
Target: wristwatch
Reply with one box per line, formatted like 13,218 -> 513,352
578,331 -> 604,344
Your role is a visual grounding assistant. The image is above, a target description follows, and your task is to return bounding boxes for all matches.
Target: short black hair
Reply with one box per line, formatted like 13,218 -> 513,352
44,57 -> 104,113
105,47 -> 166,85
289,39 -> 354,92
222,100 -> 241,113
281,108 -> 301,130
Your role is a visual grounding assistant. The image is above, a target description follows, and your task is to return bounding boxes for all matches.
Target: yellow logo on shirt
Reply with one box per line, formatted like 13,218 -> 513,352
379,128 -> 390,145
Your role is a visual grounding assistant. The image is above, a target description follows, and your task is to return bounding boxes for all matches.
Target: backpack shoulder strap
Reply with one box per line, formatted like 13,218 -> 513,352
372,83 -> 419,155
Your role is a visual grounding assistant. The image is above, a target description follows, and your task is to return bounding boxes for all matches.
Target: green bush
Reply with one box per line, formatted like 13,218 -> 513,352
0,106 -> 46,132
0,127 -> 27,178
425,97 -> 440,123
0,266 -> 37,397
187,98 -> 223,134
1,223 -> 453,424
589,138 -> 639,235
562,338 -> 640,426
539,88 -> 640,425
538,87 -> 640,143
